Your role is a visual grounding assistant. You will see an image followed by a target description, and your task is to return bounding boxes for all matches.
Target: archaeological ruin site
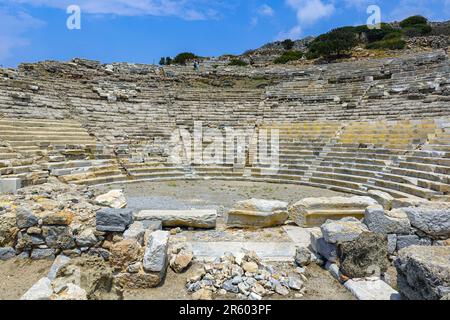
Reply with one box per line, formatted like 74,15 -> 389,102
1,27 -> 450,301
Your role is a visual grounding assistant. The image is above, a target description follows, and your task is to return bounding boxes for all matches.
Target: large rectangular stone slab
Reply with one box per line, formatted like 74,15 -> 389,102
289,196 -> 377,227
344,278 -> 401,300
188,241 -> 297,262
0,178 -> 21,194
135,209 -> 217,229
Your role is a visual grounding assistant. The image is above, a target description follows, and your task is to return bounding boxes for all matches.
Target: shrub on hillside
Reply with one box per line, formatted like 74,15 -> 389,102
281,39 -> 295,50
403,25 -> 433,37
351,24 -> 396,43
228,59 -> 249,66
307,28 -> 358,60
366,38 -> 406,50
274,51 -> 304,64
173,52 -> 198,65
399,15 -> 428,28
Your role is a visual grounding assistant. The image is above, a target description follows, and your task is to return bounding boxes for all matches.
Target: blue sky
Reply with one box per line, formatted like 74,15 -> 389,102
0,0 -> 449,67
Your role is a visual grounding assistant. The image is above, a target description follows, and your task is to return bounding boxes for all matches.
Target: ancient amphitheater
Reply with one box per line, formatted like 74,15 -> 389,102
0,50 -> 449,301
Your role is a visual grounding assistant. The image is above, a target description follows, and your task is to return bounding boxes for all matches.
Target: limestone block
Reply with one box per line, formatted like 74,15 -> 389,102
396,235 -> 431,251
226,198 -> 288,228
309,227 -> 338,263
400,207 -> 450,238
143,230 -> 169,274
0,178 -> 21,194
321,217 -> 369,244
48,255 -> 71,281
123,221 -> 146,245
364,205 -> 411,235
136,210 -> 216,229
344,278 -> 401,300
96,208 -> 133,232
21,277 -> 53,300
368,190 -> 394,210
95,190 -> 127,209
289,196 -> 378,227
395,246 -> 450,300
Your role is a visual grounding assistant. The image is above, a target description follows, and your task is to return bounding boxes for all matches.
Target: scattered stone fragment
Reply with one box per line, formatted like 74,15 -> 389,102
242,261 -> 259,273
21,277 -> 53,300
95,189 -> 127,209
53,283 -> 87,300
0,247 -> 15,261
275,284 -> 289,296
48,255 -> 71,280
16,207 -> 38,229
295,247 -> 312,267
192,288 -> 213,300
170,248 -> 194,273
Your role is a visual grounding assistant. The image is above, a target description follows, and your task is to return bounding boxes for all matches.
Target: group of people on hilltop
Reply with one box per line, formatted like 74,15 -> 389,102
193,60 -> 200,71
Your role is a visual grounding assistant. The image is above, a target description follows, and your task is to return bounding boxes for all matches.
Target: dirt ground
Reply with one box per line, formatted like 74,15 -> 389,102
0,181 -> 355,300
99,180 -> 350,217
0,258 -> 53,300
124,262 -> 355,300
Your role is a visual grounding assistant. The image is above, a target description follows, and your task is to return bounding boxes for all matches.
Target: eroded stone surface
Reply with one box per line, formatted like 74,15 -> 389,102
395,246 -> 450,300
226,199 -> 288,228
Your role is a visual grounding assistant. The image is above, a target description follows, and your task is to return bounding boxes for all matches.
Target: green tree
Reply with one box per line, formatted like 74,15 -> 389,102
399,15 -> 428,28
308,28 -> 358,60
281,39 -> 295,50
173,52 -> 198,65
274,51 -> 304,64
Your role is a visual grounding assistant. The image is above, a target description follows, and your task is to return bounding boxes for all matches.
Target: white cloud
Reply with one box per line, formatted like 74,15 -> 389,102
0,9 -> 44,62
257,4 -> 274,17
9,0 -> 223,21
277,25 -> 302,40
278,0 -> 334,40
344,0 -> 374,9
388,0 -> 446,21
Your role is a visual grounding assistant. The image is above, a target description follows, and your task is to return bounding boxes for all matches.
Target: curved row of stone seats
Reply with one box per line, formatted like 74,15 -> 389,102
0,118 -> 130,186
169,88 -> 264,128
338,120 -> 437,149
310,119 -> 450,199
125,161 -> 186,181
262,51 -> 450,121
